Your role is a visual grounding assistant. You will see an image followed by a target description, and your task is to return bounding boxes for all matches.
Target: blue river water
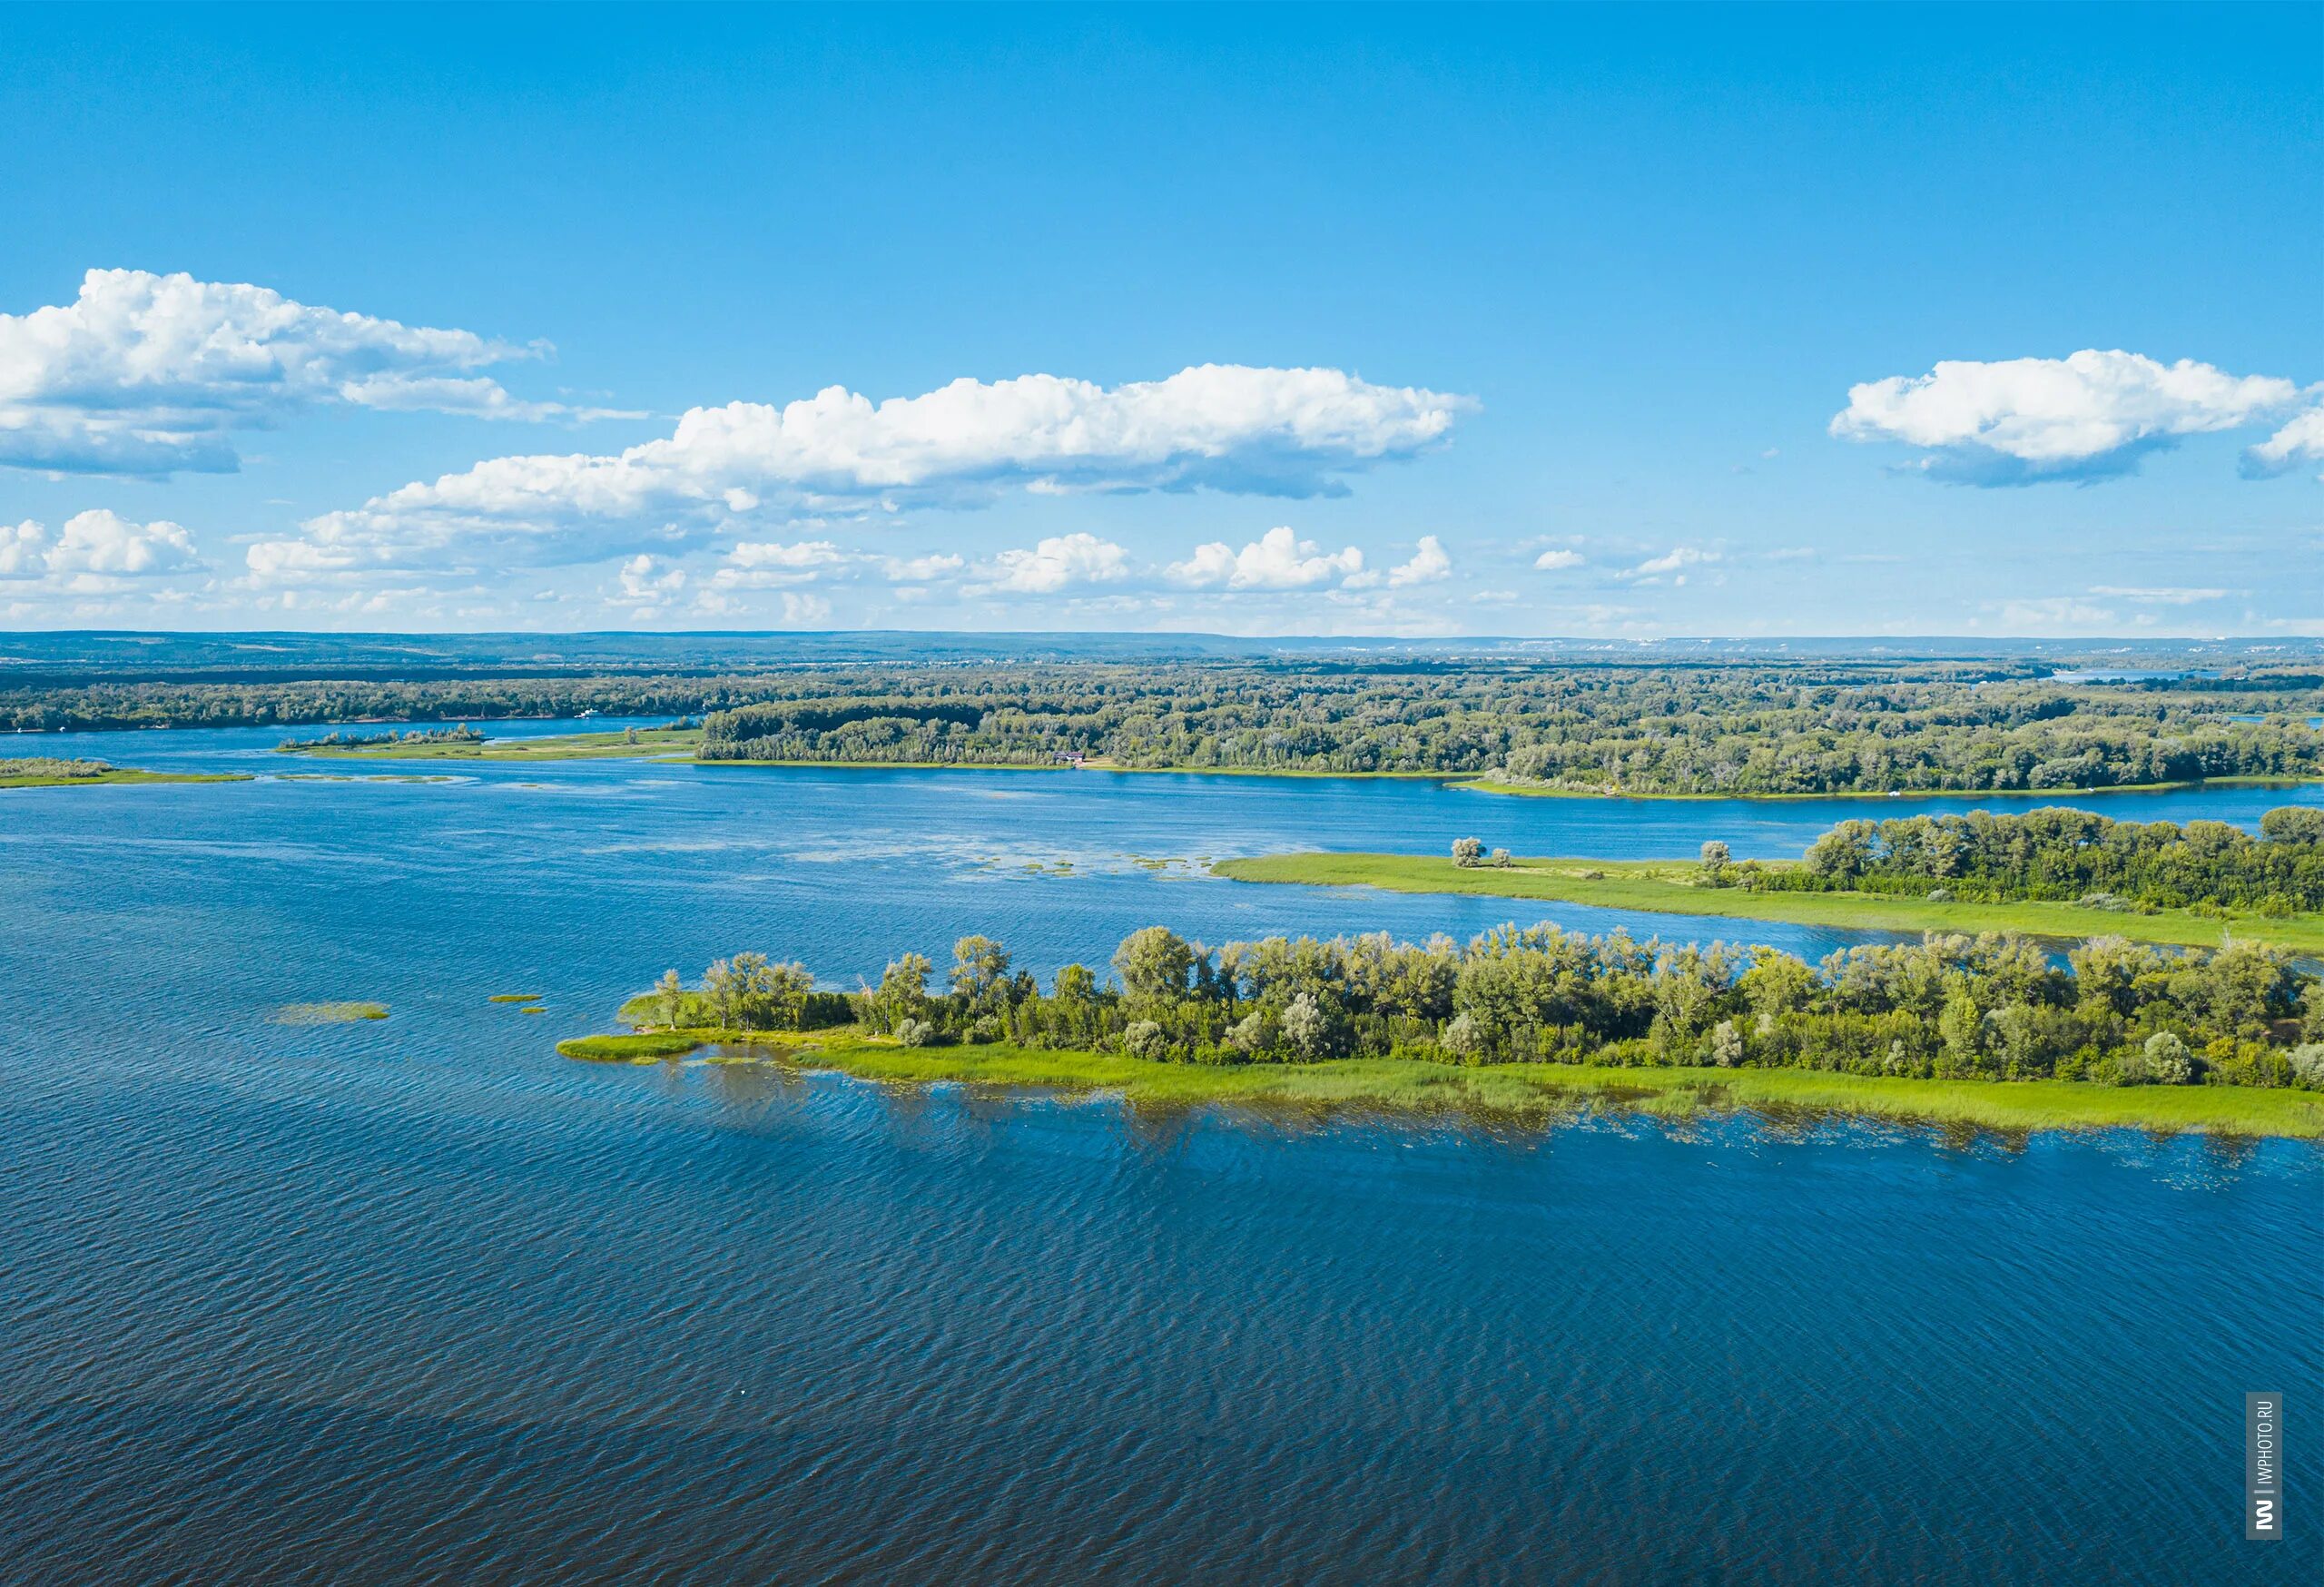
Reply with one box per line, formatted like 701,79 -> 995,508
1,722 -> 2318,1583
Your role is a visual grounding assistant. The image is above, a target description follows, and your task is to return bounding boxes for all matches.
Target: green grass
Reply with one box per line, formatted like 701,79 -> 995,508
1212,852 -> 2324,954
1461,774 -> 2324,803
487,992 -> 543,1003
0,766 -> 248,790
289,726 -> 702,762
694,757 -> 1075,773
561,1024 -> 2324,1136
556,1030 -> 708,1061
274,1000 -> 389,1024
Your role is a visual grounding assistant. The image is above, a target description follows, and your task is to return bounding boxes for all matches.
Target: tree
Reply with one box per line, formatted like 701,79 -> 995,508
1738,951 -> 1817,1022
1452,836 -> 1484,867
702,958 -> 740,1030
1490,847 -> 1513,868
950,935 -> 1012,1008
1709,1019 -> 1745,1068
2290,1042 -> 2324,1089
1112,926 -> 1195,1003
2261,806 -> 2324,845
867,952 -> 933,1033
1699,840 -> 1732,884
1123,1020 -> 1168,1060
1282,992 -> 1332,1059
655,969 -> 684,1029
2142,1030 -> 2194,1085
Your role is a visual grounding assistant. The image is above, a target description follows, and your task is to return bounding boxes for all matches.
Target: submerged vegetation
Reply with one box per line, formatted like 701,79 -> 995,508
610,1039 -> 2324,1138
573,922 -> 2324,1135
11,659 -> 2318,796
274,1001 -> 389,1024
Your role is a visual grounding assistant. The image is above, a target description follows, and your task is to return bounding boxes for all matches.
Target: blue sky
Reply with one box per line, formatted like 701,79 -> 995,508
1,4 -> 2317,636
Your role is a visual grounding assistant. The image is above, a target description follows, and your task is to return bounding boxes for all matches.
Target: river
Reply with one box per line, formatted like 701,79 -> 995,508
1,722 -> 2317,1582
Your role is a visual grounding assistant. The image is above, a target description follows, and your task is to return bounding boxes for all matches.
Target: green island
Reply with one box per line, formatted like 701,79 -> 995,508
33,656 -> 2318,799
1216,854 -> 2324,954
1217,803 -> 2324,954
0,756 -> 248,790
559,922 -> 2324,1138
279,724 -> 702,762
1454,773 -> 2320,803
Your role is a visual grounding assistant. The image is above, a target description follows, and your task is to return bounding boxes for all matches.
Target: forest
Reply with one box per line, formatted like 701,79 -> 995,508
10,660 -> 2319,796
1727,803 -> 2324,913
636,923 -> 2324,1091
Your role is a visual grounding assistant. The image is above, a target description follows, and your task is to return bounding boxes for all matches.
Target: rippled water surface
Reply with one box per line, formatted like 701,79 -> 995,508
3,724 -> 2318,1583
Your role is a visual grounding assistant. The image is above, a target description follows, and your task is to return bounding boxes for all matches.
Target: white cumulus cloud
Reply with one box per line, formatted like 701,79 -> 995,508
0,508 -> 205,593
251,364 -> 1471,577
970,532 -> 1131,594
1532,548 -> 1583,571
612,553 -> 686,608
2242,408 -> 2324,479
1386,534 -> 1452,586
1167,526 -> 1365,590
1630,546 -> 1717,579
0,268 -> 613,478
1831,350 -> 2306,484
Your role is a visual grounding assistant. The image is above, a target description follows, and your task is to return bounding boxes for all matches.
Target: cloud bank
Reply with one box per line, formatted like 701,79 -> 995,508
1831,350 -> 2306,484
0,509 -> 204,592
0,269 -> 620,478
250,365 -> 1472,578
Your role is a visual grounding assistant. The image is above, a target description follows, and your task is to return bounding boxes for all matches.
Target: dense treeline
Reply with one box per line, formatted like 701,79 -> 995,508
1720,804 -> 2324,914
693,665 -> 2324,793
640,924 -> 2324,1090
0,675 -> 746,732
10,661 -> 2320,795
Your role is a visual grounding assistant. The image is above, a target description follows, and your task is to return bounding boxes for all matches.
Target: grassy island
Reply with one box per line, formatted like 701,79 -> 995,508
1216,803 -> 2324,954
1213,853 -> 2324,954
563,921 -> 2324,1138
0,756 -> 248,791
1456,774 -> 2323,803
281,724 -> 700,762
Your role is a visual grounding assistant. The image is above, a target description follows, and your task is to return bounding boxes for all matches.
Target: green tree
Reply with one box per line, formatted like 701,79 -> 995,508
950,935 -> 1012,1009
1112,926 -> 1195,1003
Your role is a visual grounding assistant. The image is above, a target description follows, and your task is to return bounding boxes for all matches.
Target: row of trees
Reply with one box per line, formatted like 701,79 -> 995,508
276,724 -> 486,751
17,660 -> 2318,796
1719,804 -> 2324,913
692,666 -> 2324,793
637,924 -> 2324,1089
